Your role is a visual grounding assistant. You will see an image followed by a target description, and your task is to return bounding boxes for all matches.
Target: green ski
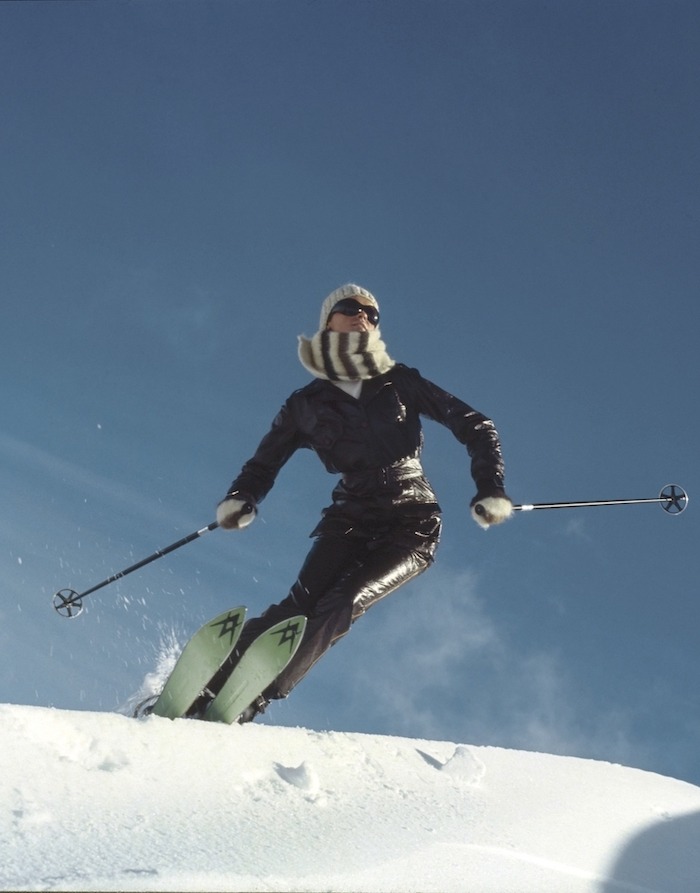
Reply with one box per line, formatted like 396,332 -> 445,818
204,615 -> 307,724
151,606 -> 247,719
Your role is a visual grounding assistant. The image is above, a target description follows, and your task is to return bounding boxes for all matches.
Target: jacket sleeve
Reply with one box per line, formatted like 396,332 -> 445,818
225,399 -> 304,505
404,366 -> 507,497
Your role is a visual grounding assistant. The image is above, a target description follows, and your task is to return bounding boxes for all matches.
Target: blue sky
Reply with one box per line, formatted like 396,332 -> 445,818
2,1 -> 698,784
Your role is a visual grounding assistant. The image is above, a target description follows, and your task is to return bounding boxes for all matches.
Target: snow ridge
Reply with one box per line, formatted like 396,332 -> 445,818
2,704 -> 699,892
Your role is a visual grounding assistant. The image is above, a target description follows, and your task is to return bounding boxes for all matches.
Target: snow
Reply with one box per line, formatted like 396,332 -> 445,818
2,704 -> 700,892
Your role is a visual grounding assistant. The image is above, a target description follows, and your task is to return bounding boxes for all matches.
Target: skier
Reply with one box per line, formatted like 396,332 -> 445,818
209,284 -> 512,722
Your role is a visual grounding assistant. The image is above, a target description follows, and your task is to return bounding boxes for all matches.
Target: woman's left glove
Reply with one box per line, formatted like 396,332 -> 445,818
470,492 -> 513,529
216,494 -> 257,530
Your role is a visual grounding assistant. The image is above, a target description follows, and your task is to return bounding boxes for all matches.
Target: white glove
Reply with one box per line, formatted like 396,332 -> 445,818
471,495 -> 513,530
216,496 -> 257,530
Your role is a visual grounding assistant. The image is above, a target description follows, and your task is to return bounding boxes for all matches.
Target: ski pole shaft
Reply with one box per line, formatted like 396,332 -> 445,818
513,484 -> 688,515
53,521 -> 219,618
516,497 -> 665,511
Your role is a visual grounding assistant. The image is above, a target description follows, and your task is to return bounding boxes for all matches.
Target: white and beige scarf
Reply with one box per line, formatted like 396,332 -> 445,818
297,329 -> 395,382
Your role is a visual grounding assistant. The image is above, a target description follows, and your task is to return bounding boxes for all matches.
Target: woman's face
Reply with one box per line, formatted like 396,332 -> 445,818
326,298 -> 378,334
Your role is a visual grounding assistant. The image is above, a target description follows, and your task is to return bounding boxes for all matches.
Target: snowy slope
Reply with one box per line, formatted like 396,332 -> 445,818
2,704 -> 699,893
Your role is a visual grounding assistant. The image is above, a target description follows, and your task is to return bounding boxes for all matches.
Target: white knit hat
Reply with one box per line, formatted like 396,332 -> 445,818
319,283 -> 379,331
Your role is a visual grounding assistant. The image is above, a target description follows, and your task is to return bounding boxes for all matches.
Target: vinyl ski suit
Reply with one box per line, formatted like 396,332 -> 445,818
218,363 -> 507,704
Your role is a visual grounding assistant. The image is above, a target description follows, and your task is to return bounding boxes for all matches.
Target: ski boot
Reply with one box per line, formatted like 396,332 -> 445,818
236,694 -> 269,724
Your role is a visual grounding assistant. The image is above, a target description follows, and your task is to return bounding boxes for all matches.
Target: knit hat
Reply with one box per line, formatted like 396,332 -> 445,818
319,283 -> 379,331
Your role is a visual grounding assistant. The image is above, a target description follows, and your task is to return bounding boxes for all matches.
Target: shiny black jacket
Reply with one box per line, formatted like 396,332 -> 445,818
227,364 -> 506,515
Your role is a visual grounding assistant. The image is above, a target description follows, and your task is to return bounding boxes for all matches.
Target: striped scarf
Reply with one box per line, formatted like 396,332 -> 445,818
297,329 -> 395,382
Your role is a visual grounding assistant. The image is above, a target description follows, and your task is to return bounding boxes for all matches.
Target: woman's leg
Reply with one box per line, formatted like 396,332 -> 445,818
233,533 -> 364,652
195,534 -> 362,709
267,538 -> 433,700
203,511 -> 440,717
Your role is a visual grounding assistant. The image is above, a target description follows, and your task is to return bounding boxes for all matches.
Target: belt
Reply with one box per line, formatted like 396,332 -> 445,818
342,456 -> 425,490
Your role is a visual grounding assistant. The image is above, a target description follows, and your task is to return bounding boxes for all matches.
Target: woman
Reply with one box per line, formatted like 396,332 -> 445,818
212,284 -> 512,722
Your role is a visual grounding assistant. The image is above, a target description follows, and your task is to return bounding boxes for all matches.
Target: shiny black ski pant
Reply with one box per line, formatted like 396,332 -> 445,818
231,512 -> 441,702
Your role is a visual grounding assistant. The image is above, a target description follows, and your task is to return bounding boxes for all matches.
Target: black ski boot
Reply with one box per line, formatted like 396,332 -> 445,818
184,689 -> 215,720
237,695 -> 269,724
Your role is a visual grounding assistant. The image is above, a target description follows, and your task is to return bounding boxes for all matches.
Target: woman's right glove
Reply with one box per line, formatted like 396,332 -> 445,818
216,494 -> 257,530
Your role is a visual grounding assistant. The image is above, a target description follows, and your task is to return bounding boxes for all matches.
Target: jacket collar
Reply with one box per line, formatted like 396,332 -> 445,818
307,369 -> 394,404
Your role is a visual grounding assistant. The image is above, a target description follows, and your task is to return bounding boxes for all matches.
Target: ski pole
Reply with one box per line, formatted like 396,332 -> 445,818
512,484 -> 688,515
53,521 -> 220,619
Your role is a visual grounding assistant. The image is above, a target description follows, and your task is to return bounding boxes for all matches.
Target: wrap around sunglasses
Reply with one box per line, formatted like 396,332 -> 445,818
329,298 -> 380,327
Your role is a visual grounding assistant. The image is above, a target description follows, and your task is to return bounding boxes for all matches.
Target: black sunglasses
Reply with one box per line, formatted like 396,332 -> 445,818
329,298 -> 380,327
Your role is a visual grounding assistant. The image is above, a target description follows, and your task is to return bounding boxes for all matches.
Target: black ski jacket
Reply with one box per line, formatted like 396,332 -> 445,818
227,364 -> 506,523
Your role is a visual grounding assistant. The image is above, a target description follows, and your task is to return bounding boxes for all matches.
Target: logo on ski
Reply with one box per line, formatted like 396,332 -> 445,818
211,611 -> 245,646
272,619 -> 304,653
